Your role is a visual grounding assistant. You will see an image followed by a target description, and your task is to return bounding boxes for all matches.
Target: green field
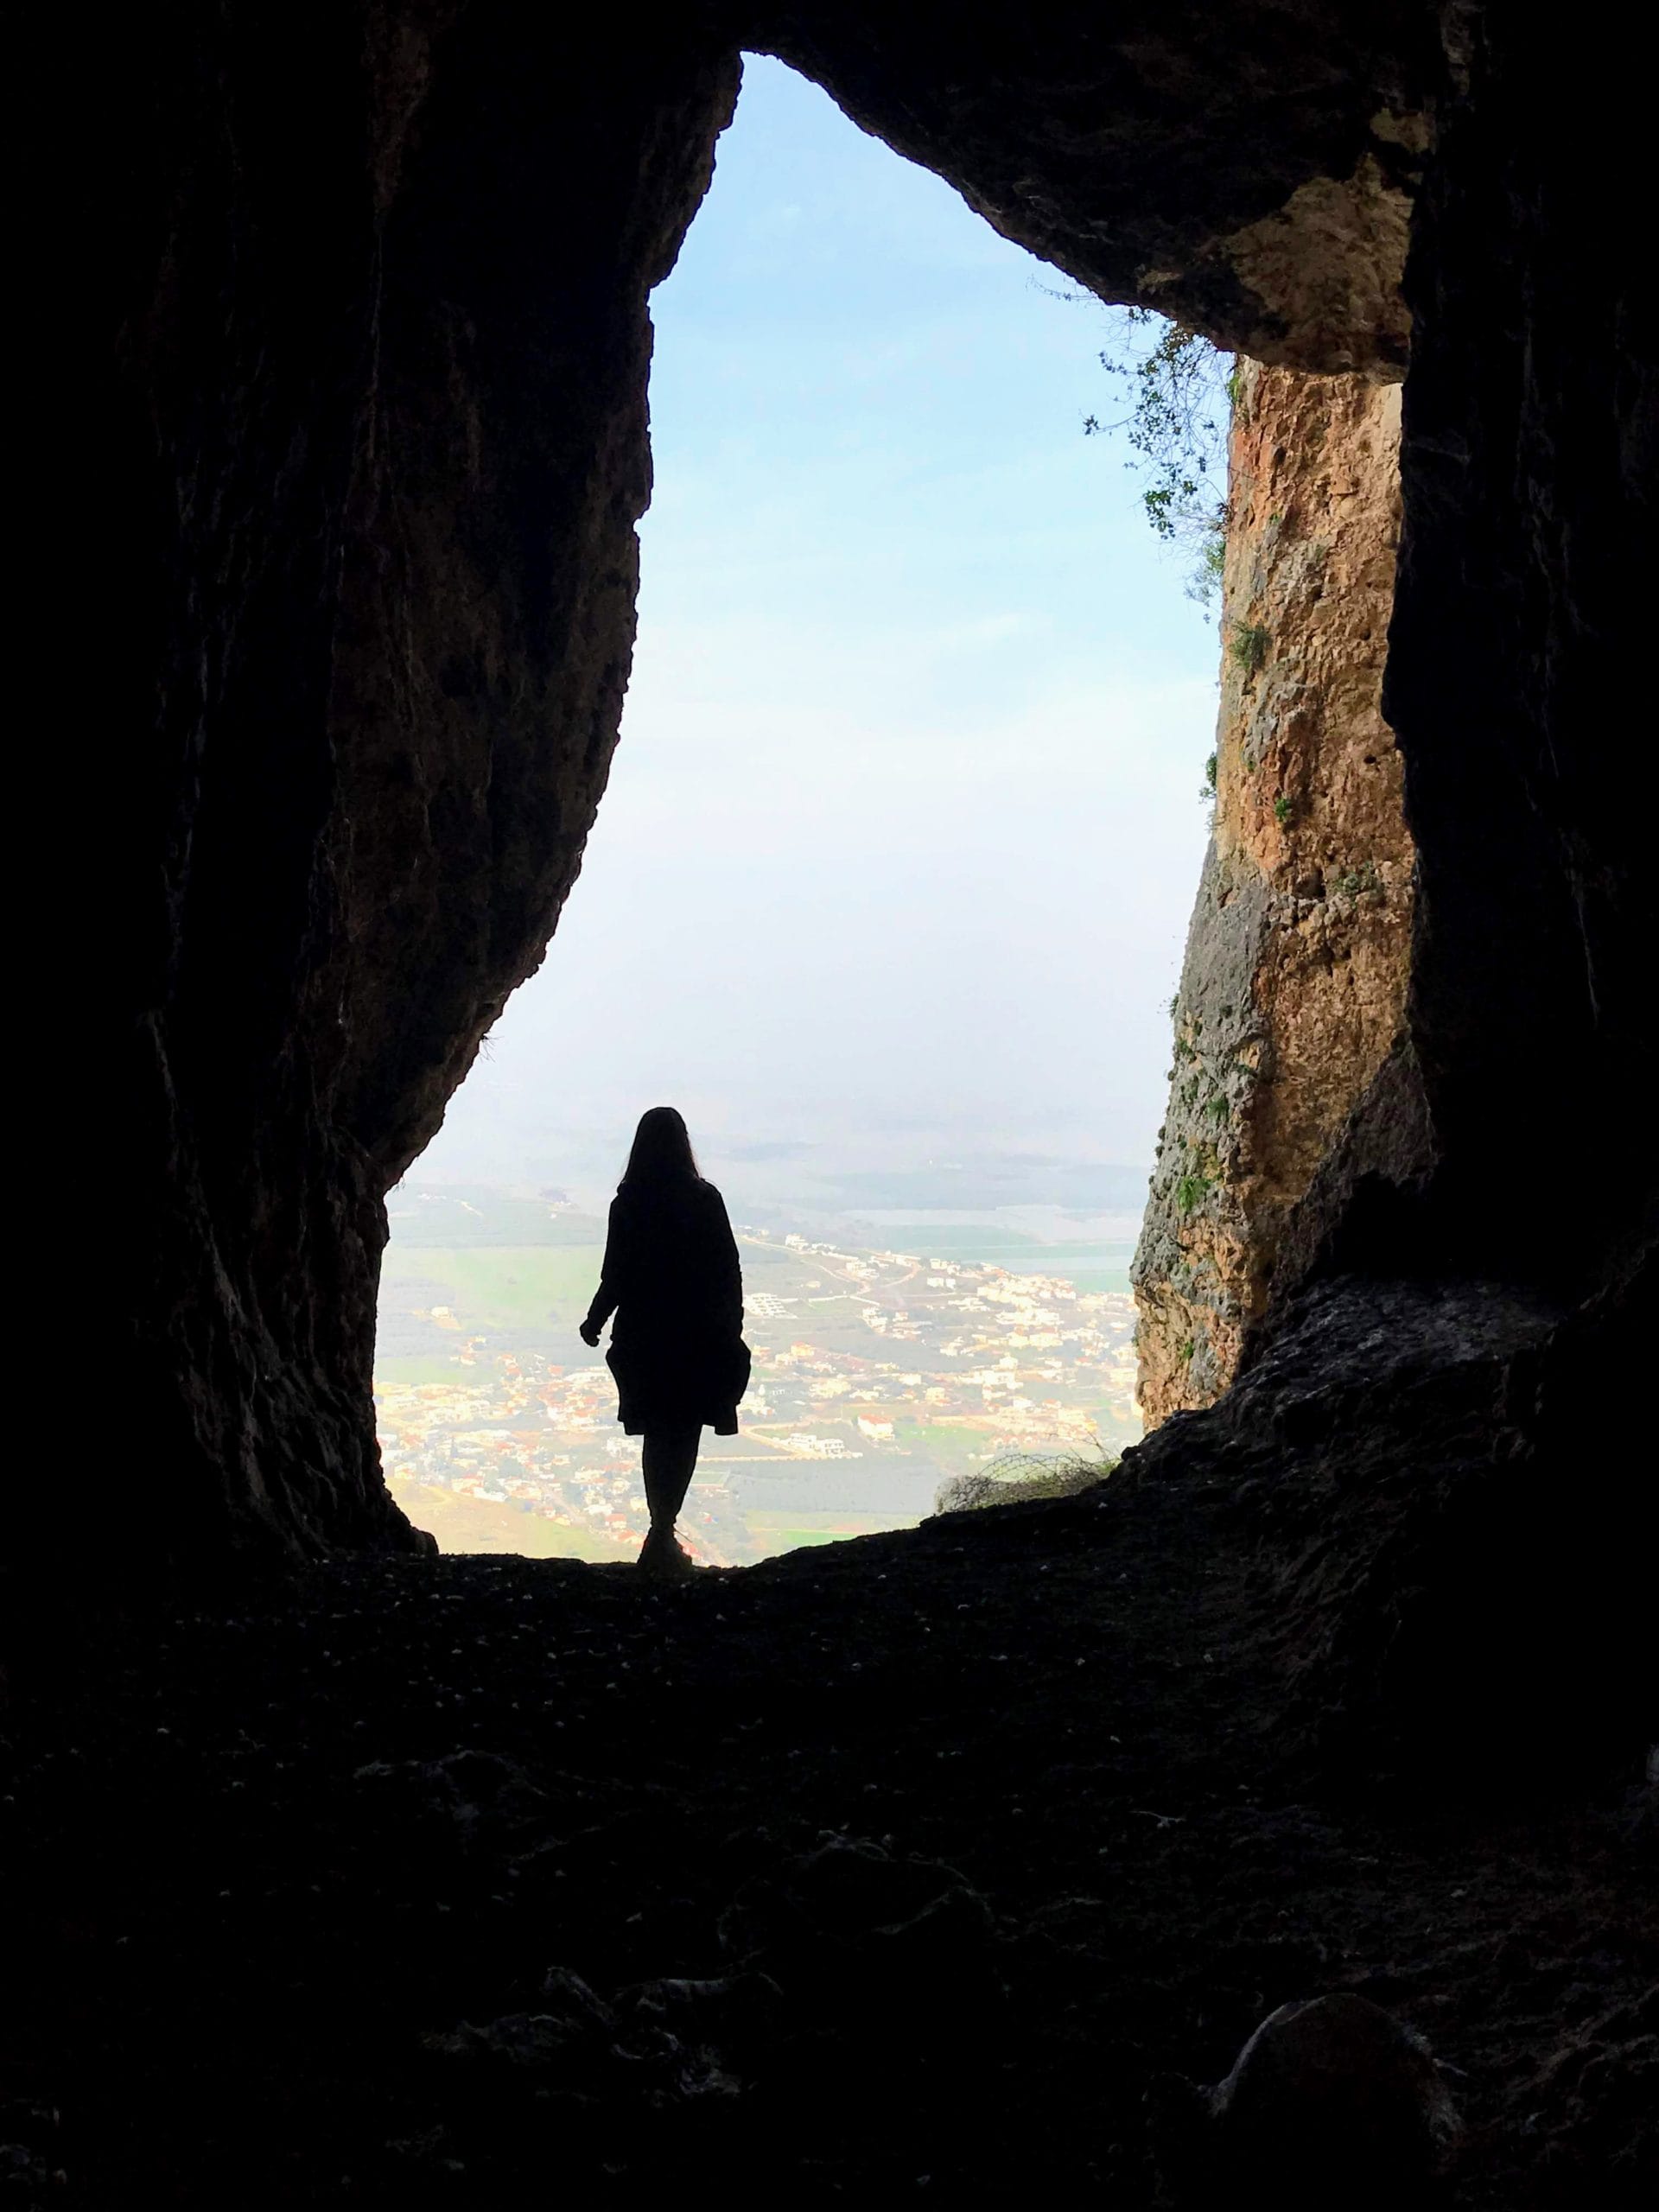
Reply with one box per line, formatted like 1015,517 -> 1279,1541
391,1480 -> 632,1562
380,1245 -> 604,1331
743,1510 -> 912,1554
905,1417 -> 994,1455
385,1186 -> 607,1247
375,1355 -> 471,1386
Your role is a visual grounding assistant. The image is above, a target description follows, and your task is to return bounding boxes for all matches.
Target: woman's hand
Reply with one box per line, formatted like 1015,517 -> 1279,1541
579,1319 -> 601,1349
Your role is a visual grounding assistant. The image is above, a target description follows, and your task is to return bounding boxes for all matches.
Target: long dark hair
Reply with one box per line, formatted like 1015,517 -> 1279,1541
620,1105 -> 700,1189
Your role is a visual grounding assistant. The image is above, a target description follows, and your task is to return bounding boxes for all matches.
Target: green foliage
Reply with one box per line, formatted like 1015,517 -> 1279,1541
1174,1172 -> 1213,1215
1192,532 -> 1227,604
1177,1337 -> 1197,1363
1273,794 -> 1294,827
1084,308 -> 1234,606
1201,751 -> 1218,804
1205,1092 -> 1230,1124
1333,860 -> 1383,899
1231,621 -> 1270,677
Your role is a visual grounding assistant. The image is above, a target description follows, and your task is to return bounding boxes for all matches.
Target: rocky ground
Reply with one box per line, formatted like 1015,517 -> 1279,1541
5,1283 -> 1655,2207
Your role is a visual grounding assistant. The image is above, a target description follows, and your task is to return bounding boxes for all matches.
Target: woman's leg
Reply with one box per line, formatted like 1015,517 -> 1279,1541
640,1426 -> 702,1551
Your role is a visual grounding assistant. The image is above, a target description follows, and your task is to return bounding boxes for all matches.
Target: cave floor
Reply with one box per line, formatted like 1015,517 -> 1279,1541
5,1471 -> 1654,2207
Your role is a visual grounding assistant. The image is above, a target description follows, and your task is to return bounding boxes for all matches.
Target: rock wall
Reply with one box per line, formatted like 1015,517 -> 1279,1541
1382,9 -> 1656,1287
1135,364 -> 1415,1425
57,3 -> 1656,1573
94,4 -> 740,1572
751,2 -> 1435,371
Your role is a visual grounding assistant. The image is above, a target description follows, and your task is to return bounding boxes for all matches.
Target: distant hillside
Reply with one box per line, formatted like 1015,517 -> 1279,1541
811,1160 -> 1151,1211
374,1242 -> 604,1372
385,1185 -> 607,1247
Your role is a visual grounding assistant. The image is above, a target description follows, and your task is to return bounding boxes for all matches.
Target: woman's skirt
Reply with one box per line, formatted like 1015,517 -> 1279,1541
607,1329 -> 751,1437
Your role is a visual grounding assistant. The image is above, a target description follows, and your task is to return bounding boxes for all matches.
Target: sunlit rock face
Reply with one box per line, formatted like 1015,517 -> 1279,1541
1135,365 -> 1414,1425
1135,14 -> 1657,1421
84,3 -> 1654,1569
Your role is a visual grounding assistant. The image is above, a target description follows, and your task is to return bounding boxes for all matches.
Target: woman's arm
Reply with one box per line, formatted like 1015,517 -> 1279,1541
709,1188 -> 743,1336
580,1201 -> 626,1345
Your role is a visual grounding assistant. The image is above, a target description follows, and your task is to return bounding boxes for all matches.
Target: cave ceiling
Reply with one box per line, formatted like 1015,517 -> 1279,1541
738,1 -> 1440,370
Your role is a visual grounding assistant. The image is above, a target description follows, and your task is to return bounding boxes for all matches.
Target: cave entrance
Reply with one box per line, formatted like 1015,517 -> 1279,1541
374,56 -> 1220,1567
83,3 -> 1644,1604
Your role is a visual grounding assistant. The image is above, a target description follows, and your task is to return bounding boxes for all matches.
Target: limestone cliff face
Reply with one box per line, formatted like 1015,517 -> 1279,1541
1134,363 -> 1414,1426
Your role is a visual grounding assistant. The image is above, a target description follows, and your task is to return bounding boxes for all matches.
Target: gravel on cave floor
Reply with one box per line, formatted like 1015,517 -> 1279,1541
3,1474 -> 1654,2207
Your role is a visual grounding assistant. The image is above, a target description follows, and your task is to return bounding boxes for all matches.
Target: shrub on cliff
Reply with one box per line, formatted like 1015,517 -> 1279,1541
932,1450 -> 1117,1516
1084,306 -> 1234,606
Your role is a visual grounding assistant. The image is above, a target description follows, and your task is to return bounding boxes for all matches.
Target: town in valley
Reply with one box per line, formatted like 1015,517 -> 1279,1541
375,1184 -> 1141,1562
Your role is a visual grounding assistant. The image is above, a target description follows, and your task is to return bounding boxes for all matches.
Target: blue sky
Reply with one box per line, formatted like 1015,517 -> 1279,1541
416,56 -> 1218,1196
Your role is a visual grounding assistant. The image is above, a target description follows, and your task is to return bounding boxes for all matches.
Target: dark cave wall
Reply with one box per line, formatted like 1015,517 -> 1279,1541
85,1 -> 1656,1572
1380,12 -> 1658,1285
105,0 -> 405,1572
326,15 -> 741,1182
101,2 -> 738,1567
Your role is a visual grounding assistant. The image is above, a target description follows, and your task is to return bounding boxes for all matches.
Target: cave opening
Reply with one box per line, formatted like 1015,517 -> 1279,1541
378,54 -> 1222,1564
74,5 -> 1647,1595
16,11 -> 1656,2201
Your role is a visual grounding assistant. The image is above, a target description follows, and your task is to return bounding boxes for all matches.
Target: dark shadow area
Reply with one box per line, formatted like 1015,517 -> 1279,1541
17,2 -> 1656,2202
9,1258 -> 1654,2202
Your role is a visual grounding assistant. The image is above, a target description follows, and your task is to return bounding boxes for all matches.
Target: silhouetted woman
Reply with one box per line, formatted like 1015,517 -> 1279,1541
580,1108 -> 749,1574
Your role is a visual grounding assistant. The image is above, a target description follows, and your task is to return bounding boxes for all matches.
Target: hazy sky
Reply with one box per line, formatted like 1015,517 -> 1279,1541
414,56 -> 1217,1190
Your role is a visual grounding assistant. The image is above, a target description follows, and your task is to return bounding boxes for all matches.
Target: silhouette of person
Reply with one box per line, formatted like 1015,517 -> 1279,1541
580,1108 -> 749,1574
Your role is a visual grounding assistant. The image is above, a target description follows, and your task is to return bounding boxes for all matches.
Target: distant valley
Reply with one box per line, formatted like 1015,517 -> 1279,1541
376,1180 -> 1143,1563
